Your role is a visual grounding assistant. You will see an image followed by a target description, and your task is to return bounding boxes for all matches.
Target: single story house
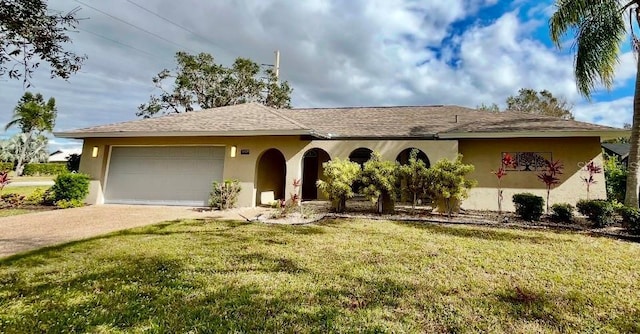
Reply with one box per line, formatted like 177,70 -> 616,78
48,148 -> 83,163
602,142 -> 630,167
55,103 -> 625,211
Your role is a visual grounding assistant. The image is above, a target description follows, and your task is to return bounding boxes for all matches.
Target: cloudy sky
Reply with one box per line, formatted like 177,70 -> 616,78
1,0 -> 636,151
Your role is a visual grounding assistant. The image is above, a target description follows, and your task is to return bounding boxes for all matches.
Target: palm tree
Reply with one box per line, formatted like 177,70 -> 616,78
4,92 -> 56,175
550,0 -> 640,208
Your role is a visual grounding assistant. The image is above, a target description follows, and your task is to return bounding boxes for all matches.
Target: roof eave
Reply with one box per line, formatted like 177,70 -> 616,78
438,130 -> 628,140
54,129 -> 313,139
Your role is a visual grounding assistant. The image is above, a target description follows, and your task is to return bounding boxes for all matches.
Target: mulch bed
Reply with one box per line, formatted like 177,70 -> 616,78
266,200 -> 640,242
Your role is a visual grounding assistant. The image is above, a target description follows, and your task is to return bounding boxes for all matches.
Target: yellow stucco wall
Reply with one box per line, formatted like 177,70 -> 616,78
79,136 -> 459,208
79,135 -> 603,211
459,137 -> 606,211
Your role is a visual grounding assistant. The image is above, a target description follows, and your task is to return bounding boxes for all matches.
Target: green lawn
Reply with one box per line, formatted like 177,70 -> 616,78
0,219 -> 638,333
0,209 -> 32,217
1,186 -> 48,197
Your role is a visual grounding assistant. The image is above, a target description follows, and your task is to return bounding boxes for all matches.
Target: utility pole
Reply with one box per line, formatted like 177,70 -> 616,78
274,50 -> 280,82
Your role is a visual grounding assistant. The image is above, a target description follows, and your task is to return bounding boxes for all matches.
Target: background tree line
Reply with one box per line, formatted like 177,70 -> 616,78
477,88 -> 574,120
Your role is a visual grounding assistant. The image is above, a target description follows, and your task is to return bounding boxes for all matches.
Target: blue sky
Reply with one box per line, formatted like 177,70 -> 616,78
1,0 -> 636,151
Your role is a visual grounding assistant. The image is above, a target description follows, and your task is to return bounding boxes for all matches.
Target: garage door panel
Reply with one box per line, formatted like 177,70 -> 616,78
105,146 -> 224,206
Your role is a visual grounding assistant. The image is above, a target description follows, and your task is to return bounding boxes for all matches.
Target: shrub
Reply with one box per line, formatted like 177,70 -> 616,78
617,206 -> 640,234
55,199 -> 85,209
361,152 -> 399,214
42,188 -> 56,206
0,162 -> 13,171
604,156 -> 626,203
512,193 -> 544,221
209,179 -> 241,210
550,203 -> 574,223
25,187 -> 47,205
51,173 -> 90,202
0,193 -> 25,208
576,199 -> 615,228
23,163 -> 68,176
399,149 -> 430,209
426,155 -> 476,216
317,158 -> 361,213
0,170 -> 10,192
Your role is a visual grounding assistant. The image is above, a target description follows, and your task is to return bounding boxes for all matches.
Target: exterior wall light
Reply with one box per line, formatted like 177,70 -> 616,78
91,146 -> 99,158
230,145 -> 237,158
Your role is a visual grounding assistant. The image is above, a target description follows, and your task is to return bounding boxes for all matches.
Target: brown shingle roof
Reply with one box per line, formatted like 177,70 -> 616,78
55,103 -> 624,139
280,105 -> 619,138
56,103 -> 310,137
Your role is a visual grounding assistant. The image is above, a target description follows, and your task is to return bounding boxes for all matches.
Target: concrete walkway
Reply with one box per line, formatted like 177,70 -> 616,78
6,181 -> 54,187
0,205 -> 269,258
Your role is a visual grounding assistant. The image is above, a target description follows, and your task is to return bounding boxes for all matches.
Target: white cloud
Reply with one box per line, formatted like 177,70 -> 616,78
0,0 -> 632,145
574,97 -> 633,128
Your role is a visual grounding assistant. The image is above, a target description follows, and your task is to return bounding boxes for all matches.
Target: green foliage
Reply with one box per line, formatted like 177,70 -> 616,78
42,188 -> 56,206
399,149 -> 430,209
426,155 -> 476,216
0,162 -> 12,171
476,103 -> 500,112
23,163 -> 67,176
137,52 -> 292,118
316,158 -> 361,213
5,92 -> 57,176
576,199 -> 615,228
0,133 -> 49,164
66,153 -> 81,172
0,193 -> 25,208
0,1 -> 85,84
550,203 -> 574,224
51,173 -> 90,202
506,88 -> 573,119
617,206 -> 640,234
603,155 -> 627,203
550,1 -> 625,98
512,193 -> 545,221
55,199 -> 84,209
25,187 -> 46,205
360,152 -> 399,214
209,179 -> 241,210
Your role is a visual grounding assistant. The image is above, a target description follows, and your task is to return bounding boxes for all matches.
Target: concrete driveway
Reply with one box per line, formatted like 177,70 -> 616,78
0,205 -> 268,258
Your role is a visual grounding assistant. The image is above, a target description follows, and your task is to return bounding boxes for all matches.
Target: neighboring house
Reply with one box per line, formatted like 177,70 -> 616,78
602,143 -> 630,167
55,103 -> 626,211
48,148 -> 83,163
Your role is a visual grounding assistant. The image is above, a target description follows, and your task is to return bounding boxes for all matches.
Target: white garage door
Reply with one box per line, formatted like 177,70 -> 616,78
104,146 -> 224,206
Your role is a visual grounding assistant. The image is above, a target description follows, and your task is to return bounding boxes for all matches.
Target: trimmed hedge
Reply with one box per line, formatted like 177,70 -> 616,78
618,206 -> 640,235
550,203 -> 574,224
0,162 -> 12,171
576,199 -> 615,228
23,163 -> 68,176
512,193 -> 544,221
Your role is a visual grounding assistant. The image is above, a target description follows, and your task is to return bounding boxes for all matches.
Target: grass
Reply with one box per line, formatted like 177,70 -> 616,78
0,219 -> 638,333
0,209 -> 32,217
1,186 -> 49,197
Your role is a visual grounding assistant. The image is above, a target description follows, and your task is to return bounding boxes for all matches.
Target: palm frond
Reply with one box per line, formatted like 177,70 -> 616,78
550,0 -> 627,97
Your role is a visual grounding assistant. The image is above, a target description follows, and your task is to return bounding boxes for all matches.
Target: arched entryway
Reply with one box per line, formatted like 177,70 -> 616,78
396,148 -> 430,203
396,148 -> 430,168
301,148 -> 331,200
255,148 -> 286,205
349,147 -> 373,194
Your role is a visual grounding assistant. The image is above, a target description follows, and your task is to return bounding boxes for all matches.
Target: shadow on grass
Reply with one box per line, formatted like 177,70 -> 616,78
395,221 -> 559,244
0,219 -> 247,265
0,253 -> 416,332
493,286 -> 640,332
